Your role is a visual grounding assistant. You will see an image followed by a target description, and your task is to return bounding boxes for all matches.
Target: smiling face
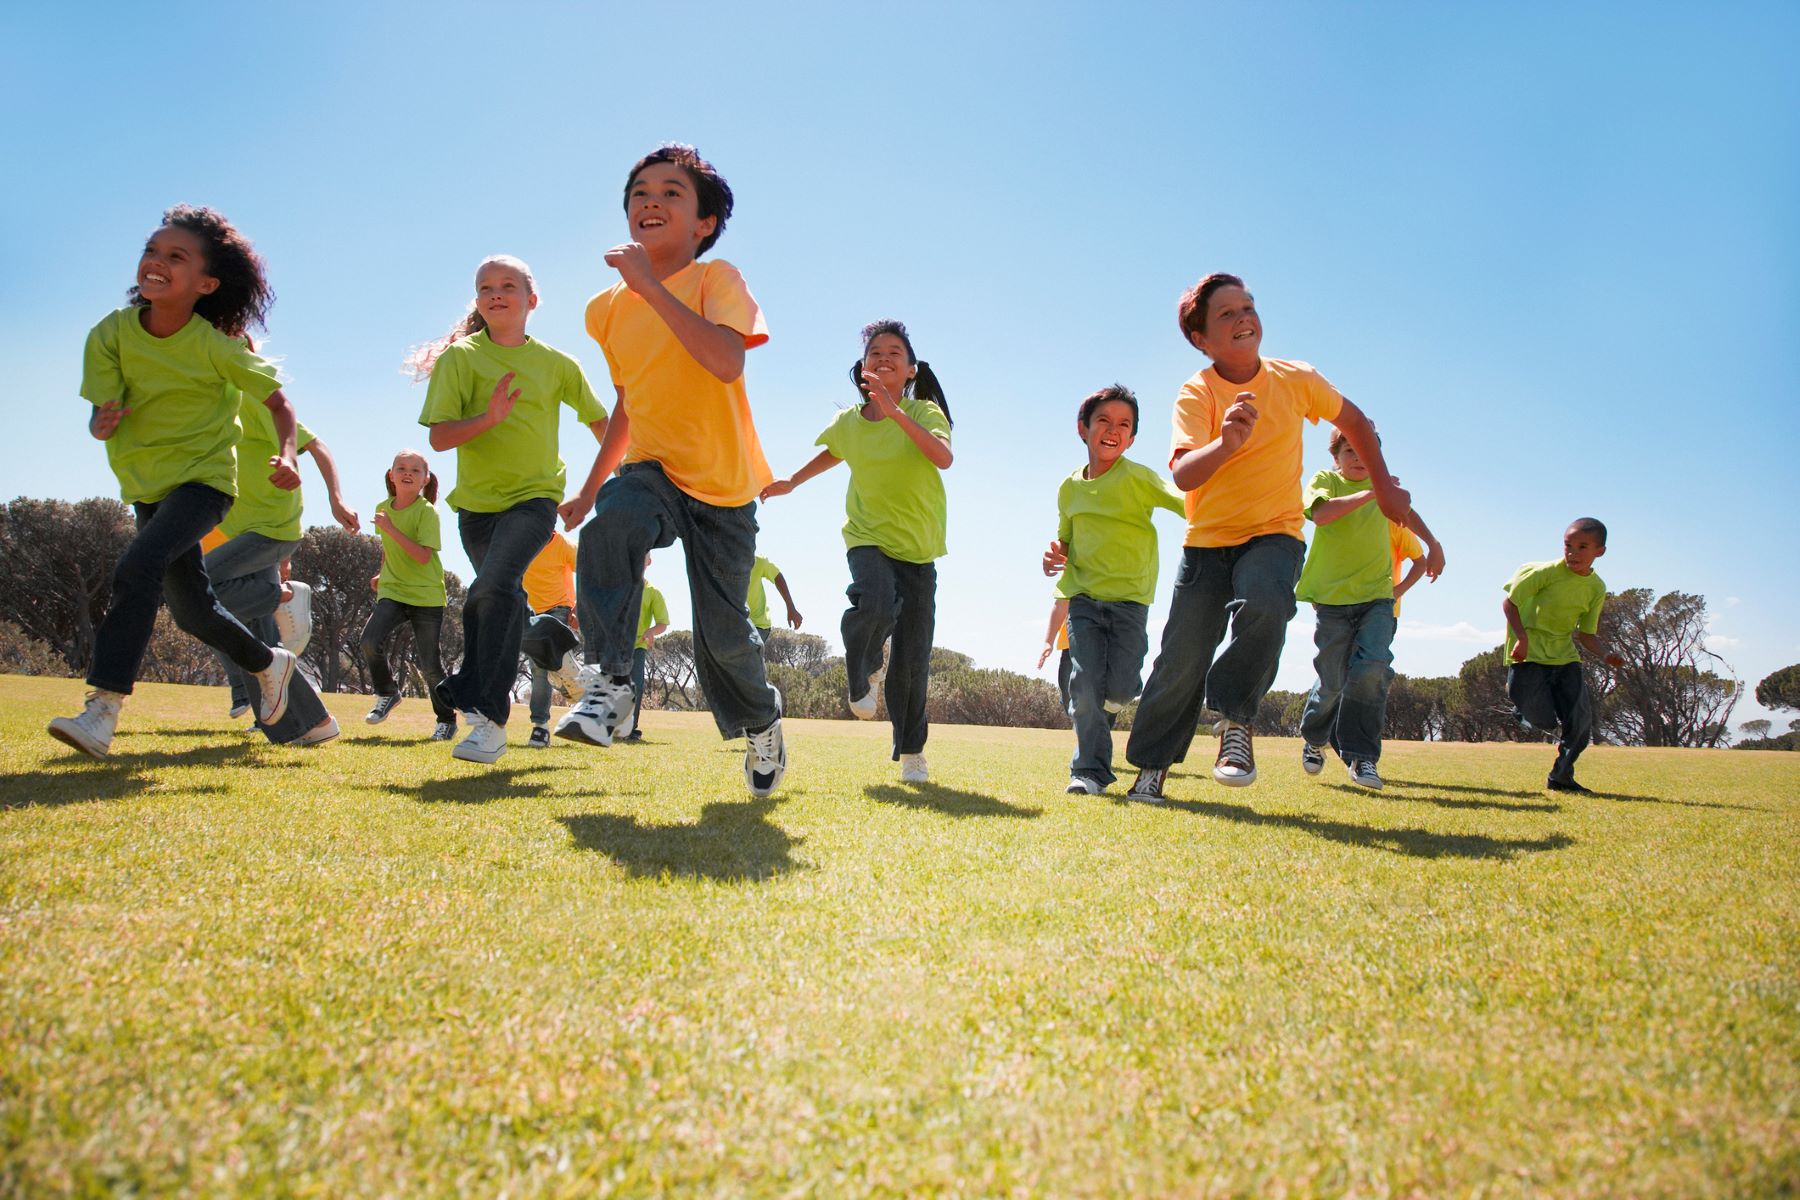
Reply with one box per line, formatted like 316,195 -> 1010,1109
626,162 -> 717,265
388,452 -> 429,501
1332,441 -> 1369,481
136,226 -> 218,309
1562,524 -> 1607,575
474,261 -> 536,338
1189,284 -> 1262,364
862,333 -> 917,397
1081,399 -> 1138,468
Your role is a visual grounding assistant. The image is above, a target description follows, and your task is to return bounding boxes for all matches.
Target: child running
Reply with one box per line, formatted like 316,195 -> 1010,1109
557,144 -> 788,796
747,554 -> 803,646
1115,273 -> 1432,800
51,205 -> 307,756
1502,519 -> 1625,793
1295,425 -> 1445,790
630,556 -> 670,740
1037,598 -> 1073,712
360,450 -> 456,740
521,528 -> 579,749
762,319 -> 953,783
1041,385 -> 1185,795
414,255 -> 608,763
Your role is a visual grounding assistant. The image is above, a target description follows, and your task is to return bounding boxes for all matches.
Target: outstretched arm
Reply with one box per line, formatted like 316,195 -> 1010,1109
1330,399 -> 1410,523
1575,630 -> 1626,668
761,449 -> 843,499
301,437 -> 361,532
772,572 -> 803,629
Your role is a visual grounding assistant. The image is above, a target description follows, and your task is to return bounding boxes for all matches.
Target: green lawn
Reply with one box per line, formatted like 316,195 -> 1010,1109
2,675 -> 1796,1197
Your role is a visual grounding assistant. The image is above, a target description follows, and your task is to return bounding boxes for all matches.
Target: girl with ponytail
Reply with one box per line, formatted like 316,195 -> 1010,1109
762,319 -> 953,783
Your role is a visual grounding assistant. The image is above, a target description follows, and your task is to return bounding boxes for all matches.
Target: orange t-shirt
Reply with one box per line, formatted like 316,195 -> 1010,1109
1170,358 -> 1344,548
585,259 -> 771,508
1389,523 -> 1424,617
523,529 -> 576,613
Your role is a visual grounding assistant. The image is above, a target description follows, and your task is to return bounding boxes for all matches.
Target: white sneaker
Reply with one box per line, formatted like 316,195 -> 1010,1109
452,711 -> 507,763
250,647 -> 297,726
48,690 -> 124,758
1347,759 -> 1384,790
555,672 -> 634,746
848,679 -> 878,720
1065,774 -> 1101,795
900,753 -> 928,784
546,650 -> 584,700
275,581 -> 313,654
293,716 -> 340,746
745,692 -> 787,797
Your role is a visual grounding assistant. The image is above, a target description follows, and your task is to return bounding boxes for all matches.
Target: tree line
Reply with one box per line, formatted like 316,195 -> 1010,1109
2,496 -> 1791,749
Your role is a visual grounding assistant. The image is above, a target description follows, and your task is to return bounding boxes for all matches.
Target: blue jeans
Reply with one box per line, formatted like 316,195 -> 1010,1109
630,646 -> 648,729
447,499 -> 557,725
527,604 -> 573,727
1126,534 -> 1305,769
1299,599 -> 1398,762
843,546 -> 937,759
202,531 -> 299,708
575,462 -> 778,739
88,484 -> 274,695
1067,596 -> 1150,786
362,598 -> 455,723
1508,662 -> 1593,781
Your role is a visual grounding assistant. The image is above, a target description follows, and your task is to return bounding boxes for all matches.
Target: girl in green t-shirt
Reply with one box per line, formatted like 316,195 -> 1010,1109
360,450 -> 457,740
409,256 -> 609,764
52,206 -> 325,758
762,320 -> 954,783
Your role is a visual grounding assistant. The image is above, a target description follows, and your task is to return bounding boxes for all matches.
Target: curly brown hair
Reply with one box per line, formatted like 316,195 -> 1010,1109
128,205 -> 273,338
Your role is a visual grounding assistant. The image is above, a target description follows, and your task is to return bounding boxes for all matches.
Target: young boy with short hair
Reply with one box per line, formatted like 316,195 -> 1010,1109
1042,385 -> 1185,795
1296,425 -> 1444,790
1502,518 -> 1624,793
1117,273 -> 1434,800
557,144 -> 788,796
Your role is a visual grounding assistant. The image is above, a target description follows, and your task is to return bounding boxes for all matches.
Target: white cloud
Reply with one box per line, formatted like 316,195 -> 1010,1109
1707,635 -> 1745,649
1397,620 -> 1503,644
1727,596 -> 1742,607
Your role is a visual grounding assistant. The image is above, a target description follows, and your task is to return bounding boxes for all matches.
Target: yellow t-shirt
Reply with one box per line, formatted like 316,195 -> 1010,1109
1169,358 -> 1343,548
1390,523 -> 1424,617
585,259 -> 771,507
523,529 -> 576,613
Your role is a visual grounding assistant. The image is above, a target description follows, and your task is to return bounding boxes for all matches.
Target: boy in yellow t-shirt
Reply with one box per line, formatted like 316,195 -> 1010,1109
558,144 -> 787,797
1502,518 -> 1625,793
521,528 -> 579,748
1115,273 -> 1437,800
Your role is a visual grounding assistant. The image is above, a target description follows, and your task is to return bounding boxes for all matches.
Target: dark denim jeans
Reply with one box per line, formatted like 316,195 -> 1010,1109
843,546 -> 937,760
526,604 -> 574,726
88,484 -> 274,695
575,463 -> 778,739
447,498 -> 556,725
630,646 -> 648,730
1507,662 -> 1593,781
1126,534 -> 1305,770
361,597 -> 455,723
1066,596 -> 1150,787
202,530 -> 299,708
1299,599 -> 1398,763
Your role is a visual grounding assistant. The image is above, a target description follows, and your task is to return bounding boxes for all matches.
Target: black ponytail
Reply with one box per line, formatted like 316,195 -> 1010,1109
849,318 -> 953,428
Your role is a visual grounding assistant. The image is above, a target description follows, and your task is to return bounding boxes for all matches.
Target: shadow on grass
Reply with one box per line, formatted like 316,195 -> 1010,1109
1384,778 -> 1547,802
1339,784 -> 1561,814
557,799 -> 799,882
1599,791 -> 1769,812
1140,794 -> 1575,860
403,764 -> 567,805
2,741 -> 257,809
866,783 -> 1041,820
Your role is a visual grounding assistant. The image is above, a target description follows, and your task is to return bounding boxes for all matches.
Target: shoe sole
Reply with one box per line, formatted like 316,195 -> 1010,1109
451,744 -> 507,763
1301,760 -> 1324,776
294,722 -> 340,747
48,721 -> 109,758
1350,778 -> 1383,791
1212,767 -> 1258,787
554,714 -> 613,746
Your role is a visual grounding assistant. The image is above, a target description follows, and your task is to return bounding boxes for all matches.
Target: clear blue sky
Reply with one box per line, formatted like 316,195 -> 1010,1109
6,2 -> 1797,727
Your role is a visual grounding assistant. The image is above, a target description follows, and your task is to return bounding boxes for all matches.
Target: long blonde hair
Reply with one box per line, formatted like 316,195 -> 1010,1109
404,255 -> 537,380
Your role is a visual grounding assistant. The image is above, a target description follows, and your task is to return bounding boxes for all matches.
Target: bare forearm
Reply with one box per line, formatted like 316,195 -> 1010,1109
889,408 -> 953,468
264,390 -> 298,463
383,526 -> 431,564
1170,440 -> 1238,491
428,411 -> 497,452
574,407 -> 633,501
1311,491 -> 1378,525
1394,560 -> 1426,599
1044,597 -> 1070,647
1502,598 -> 1526,638
304,438 -> 346,500
787,450 -> 843,489
640,283 -> 745,382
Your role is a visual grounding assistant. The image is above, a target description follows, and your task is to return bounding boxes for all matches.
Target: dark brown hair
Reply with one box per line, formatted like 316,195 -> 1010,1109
624,144 -> 734,257
128,204 -> 273,338
1177,272 -> 1247,344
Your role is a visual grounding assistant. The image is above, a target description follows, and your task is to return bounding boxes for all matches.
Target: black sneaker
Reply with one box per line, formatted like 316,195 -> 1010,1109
1127,767 -> 1167,802
527,725 -> 551,749
1300,743 -> 1326,775
365,693 -> 403,724
1546,777 -> 1594,794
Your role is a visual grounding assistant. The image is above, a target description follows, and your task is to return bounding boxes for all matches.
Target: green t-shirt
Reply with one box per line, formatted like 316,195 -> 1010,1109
376,497 -> 447,607
1296,470 -> 1395,606
746,555 -> 781,628
219,386 -> 316,542
80,307 -> 283,504
417,331 -> 607,513
816,397 -> 951,564
1054,457 -> 1185,605
1503,560 -> 1606,666
636,583 -> 669,651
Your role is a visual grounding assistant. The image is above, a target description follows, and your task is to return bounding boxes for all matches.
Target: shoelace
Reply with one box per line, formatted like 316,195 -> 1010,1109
746,723 -> 781,764
1133,767 -> 1166,792
1220,725 -> 1253,766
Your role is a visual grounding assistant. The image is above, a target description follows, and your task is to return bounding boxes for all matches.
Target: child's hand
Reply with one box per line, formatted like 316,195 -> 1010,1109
644,632 -> 656,651
760,478 -> 795,500
486,372 -> 520,426
1373,480 -> 1413,525
373,510 -> 394,536
1424,541 -> 1446,580
267,455 -> 302,491
860,370 -> 902,419
1510,634 -> 1529,663
604,242 -> 656,294
1042,539 -> 1068,576
1037,643 -> 1055,669
558,492 -> 595,530
1219,393 -> 1258,453
786,608 -> 804,630
331,498 -> 362,534
89,400 -> 129,440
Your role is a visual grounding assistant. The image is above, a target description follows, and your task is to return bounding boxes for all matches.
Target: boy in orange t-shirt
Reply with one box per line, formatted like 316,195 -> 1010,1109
1116,273 -> 1438,800
556,144 -> 786,797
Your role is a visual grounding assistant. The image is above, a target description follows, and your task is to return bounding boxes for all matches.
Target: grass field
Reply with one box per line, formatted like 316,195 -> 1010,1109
2,675 -> 1796,1197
